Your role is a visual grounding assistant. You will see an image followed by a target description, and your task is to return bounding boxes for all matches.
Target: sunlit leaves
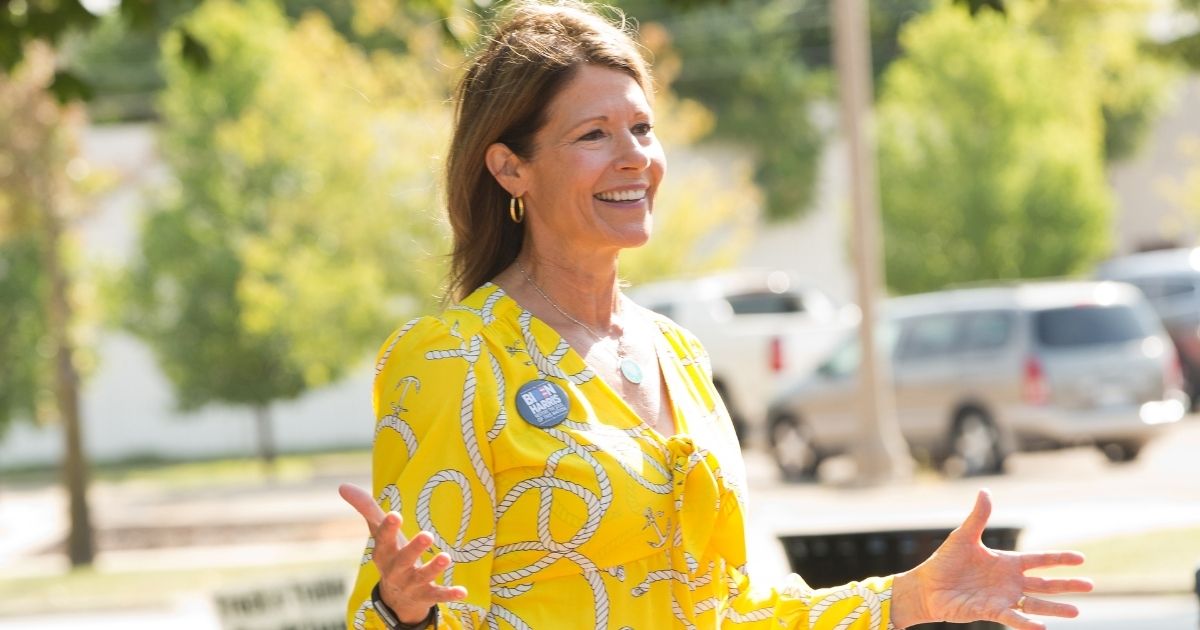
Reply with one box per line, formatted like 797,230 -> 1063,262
877,3 -> 1111,295
122,0 -> 452,411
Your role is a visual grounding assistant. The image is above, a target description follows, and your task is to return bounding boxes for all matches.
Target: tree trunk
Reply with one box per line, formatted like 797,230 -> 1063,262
38,142 -> 94,567
254,404 -> 276,475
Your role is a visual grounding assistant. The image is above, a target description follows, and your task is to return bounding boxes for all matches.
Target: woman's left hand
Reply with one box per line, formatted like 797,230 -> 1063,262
890,489 -> 1094,630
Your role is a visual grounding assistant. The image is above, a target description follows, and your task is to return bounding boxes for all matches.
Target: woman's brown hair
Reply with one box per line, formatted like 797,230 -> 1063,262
445,0 -> 652,301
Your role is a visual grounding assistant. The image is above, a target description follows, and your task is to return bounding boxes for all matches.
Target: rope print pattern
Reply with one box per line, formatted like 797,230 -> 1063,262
350,284 -> 896,629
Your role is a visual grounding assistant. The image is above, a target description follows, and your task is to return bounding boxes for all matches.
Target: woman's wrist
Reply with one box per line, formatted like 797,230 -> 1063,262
371,582 -> 439,628
889,568 -> 932,630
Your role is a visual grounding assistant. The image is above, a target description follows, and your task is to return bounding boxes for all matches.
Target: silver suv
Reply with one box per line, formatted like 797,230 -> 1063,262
766,281 -> 1188,480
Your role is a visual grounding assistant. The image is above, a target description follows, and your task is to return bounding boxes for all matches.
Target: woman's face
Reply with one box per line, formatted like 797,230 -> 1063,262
518,64 -> 666,257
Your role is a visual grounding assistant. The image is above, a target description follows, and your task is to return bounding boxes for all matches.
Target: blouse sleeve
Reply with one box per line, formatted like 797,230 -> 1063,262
723,568 -> 897,629
660,317 -> 899,630
346,317 -> 497,630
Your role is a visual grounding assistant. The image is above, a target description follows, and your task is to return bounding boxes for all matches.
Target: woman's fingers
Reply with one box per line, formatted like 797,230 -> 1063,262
339,483 -> 386,534
995,608 -> 1046,630
431,584 -> 469,602
411,552 -> 452,582
954,489 -> 993,542
338,483 -> 470,609
377,511 -> 414,554
1017,595 -> 1080,619
413,581 -> 468,603
1019,550 -> 1086,570
1022,575 -> 1094,595
393,530 -> 436,570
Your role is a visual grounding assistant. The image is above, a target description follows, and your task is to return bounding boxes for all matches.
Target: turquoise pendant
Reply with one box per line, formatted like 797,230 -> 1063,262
619,358 -> 644,384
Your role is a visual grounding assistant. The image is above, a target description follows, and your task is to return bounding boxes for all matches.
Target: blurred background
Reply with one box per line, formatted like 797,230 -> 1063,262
2,0 -> 1200,627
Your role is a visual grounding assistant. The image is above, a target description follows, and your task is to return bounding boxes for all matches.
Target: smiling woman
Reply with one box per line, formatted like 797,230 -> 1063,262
487,63 -> 664,259
338,2 -> 1094,629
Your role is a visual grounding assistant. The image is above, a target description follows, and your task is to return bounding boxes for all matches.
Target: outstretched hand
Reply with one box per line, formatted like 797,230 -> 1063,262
891,489 -> 1093,630
339,483 -> 468,623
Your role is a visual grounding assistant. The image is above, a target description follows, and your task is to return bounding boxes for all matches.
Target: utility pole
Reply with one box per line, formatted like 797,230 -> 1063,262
832,0 -> 914,484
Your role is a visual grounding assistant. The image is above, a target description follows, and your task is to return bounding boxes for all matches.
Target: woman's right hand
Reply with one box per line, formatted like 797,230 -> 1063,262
339,483 -> 469,623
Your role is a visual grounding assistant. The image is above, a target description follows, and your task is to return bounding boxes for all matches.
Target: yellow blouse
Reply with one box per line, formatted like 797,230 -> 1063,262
347,284 -> 896,629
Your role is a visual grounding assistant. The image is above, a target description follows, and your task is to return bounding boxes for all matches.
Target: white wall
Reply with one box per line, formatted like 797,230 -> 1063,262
1109,76 -> 1200,254
740,137 -> 856,306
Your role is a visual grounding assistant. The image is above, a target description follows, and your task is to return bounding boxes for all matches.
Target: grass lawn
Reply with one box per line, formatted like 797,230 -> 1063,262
1028,525 -> 1200,594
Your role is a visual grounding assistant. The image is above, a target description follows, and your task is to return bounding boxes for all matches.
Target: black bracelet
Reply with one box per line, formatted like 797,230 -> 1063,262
370,582 -> 439,630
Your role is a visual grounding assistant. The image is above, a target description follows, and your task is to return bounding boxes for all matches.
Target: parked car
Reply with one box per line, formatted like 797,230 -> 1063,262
626,270 -> 856,446
1095,247 -> 1200,407
766,280 -> 1189,481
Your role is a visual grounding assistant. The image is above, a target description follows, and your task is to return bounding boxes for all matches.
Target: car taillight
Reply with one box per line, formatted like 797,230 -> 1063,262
1022,356 -> 1050,405
770,336 -> 784,373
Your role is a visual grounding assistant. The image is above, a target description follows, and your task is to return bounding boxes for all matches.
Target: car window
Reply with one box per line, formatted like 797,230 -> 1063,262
1034,305 -> 1149,348
817,325 -> 897,378
961,310 -> 1014,351
821,336 -> 860,378
725,291 -> 804,315
895,314 -> 963,361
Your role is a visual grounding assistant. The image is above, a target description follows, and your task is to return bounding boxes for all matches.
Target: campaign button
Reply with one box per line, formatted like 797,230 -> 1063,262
515,379 -> 570,429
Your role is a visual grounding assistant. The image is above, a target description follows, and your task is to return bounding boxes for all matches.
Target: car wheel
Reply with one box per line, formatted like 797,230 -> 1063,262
945,410 -> 1004,477
770,414 -> 821,482
1099,440 -> 1142,463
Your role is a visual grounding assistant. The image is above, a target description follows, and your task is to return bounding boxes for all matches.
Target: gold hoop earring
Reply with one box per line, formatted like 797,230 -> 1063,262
509,196 -> 525,223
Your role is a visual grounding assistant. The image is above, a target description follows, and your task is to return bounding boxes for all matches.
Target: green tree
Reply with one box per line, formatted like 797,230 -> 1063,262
1025,0 -> 1176,162
121,0 -> 451,464
0,42 -> 95,566
877,2 -> 1111,295
616,0 -> 933,221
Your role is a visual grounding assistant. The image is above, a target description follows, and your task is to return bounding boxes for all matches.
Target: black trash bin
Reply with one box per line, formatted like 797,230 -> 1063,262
778,526 -> 1022,630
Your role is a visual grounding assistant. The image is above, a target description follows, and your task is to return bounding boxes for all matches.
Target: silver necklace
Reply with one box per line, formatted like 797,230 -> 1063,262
515,260 -> 646,385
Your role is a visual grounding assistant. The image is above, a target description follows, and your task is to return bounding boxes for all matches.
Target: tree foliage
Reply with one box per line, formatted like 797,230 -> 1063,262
614,0 -> 941,222
877,2 -> 1112,295
121,0 -> 451,416
108,0 -> 752,436
0,44 -> 89,435
1024,0 -> 1176,162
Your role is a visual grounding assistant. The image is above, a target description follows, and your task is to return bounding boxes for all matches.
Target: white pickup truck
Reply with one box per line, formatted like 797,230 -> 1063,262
626,270 -> 857,449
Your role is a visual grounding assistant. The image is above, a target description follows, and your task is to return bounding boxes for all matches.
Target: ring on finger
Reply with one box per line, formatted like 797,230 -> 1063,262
1014,595 -> 1027,611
